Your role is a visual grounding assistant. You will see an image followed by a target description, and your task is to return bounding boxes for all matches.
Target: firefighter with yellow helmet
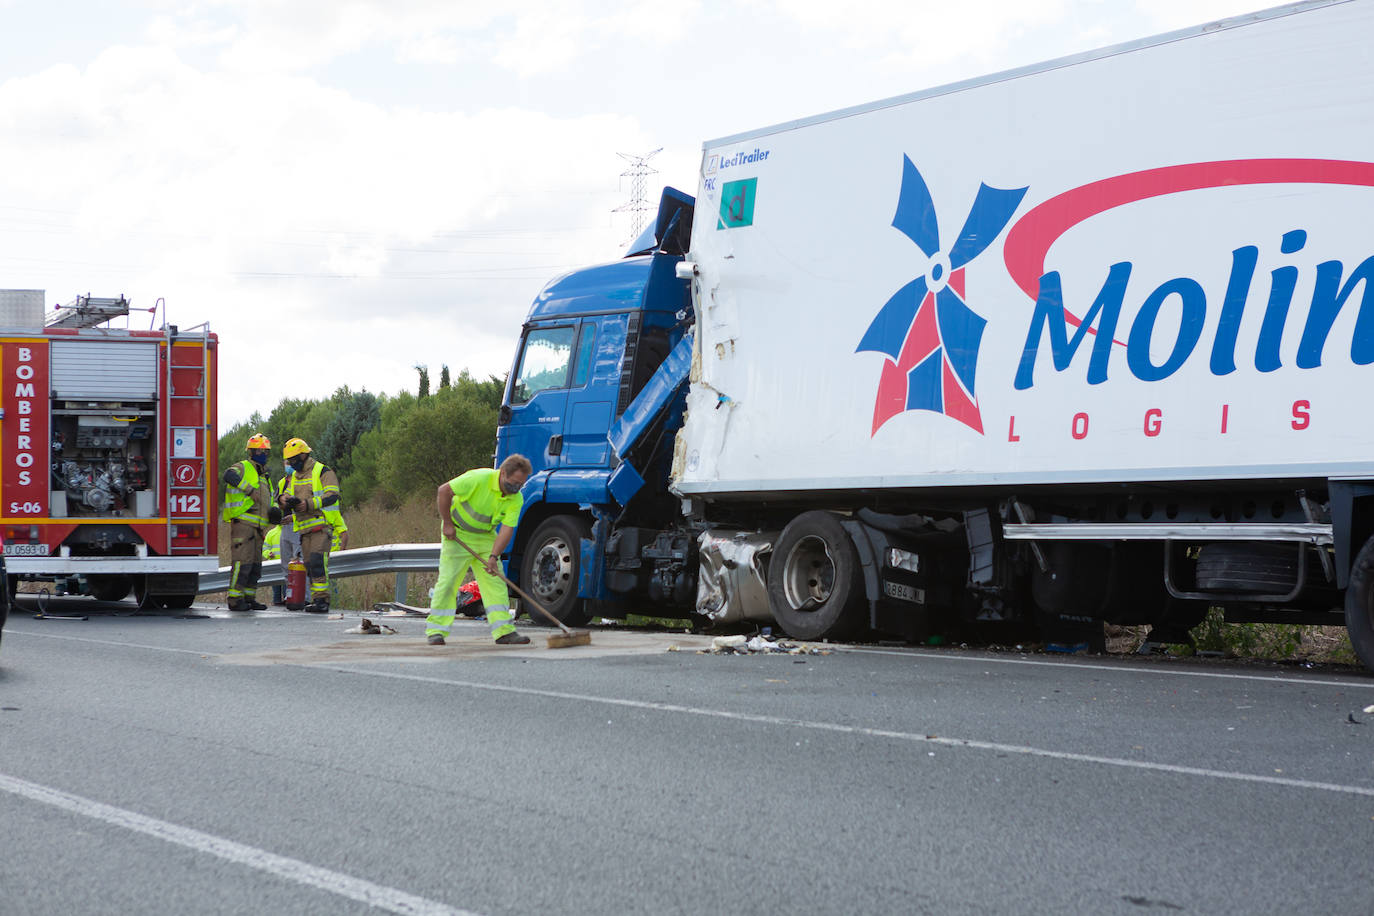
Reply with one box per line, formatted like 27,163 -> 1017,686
277,438 -> 347,612
221,433 -> 281,611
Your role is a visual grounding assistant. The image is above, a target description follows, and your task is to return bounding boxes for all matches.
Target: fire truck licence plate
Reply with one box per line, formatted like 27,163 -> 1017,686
3,544 -> 50,556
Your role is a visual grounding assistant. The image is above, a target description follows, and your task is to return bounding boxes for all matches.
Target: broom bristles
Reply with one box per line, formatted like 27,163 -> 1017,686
547,630 -> 591,649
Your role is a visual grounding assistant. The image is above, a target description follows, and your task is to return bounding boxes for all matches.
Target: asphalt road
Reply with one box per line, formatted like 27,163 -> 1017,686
1,597 -> 1372,915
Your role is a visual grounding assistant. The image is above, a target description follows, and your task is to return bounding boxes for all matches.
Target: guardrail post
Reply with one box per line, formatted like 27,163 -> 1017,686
395,571 -> 408,604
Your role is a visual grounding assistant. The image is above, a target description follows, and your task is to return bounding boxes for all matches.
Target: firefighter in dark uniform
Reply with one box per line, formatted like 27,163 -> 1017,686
278,438 -> 346,613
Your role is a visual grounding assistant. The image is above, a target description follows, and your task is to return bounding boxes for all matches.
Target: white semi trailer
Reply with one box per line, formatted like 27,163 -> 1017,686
498,0 -> 1374,670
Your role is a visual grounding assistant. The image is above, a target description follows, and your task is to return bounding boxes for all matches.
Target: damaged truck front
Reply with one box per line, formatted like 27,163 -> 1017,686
496,0 -> 1374,672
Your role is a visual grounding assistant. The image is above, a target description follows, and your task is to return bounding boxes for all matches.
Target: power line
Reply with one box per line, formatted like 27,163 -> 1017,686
612,148 -> 661,243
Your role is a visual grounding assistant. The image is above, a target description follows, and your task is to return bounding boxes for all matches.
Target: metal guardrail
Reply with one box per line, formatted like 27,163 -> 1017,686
198,543 -> 442,603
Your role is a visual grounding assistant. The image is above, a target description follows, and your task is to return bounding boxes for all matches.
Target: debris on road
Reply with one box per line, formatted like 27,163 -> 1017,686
345,618 -> 396,635
677,634 -> 832,655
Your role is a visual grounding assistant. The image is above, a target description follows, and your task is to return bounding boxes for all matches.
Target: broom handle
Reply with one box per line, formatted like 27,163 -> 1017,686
449,533 -> 574,636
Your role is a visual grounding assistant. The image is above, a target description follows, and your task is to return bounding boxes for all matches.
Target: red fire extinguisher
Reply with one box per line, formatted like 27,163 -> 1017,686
285,558 -> 308,610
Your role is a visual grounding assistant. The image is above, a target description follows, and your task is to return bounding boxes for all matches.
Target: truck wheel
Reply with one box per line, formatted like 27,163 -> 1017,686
161,593 -> 197,610
1344,536 -> 1374,672
88,575 -> 133,603
520,516 -> 591,627
133,578 -> 163,610
767,511 -> 864,641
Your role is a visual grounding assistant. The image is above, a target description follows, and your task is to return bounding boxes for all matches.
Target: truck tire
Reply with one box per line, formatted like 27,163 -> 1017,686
767,511 -> 864,641
1344,535 -> 1374,672
161,593 -> 197,610
87,575 -> 132,603
1195,542 -> 1300,593
133,578 -> 163,610
520,516 -> 591,627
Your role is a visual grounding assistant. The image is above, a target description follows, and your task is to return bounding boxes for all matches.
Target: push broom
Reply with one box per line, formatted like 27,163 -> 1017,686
451,535 -> 592,649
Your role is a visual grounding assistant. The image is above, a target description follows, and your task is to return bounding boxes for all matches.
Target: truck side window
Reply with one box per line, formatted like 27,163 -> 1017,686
571,323 -> 597,388
512,326 -> 575,404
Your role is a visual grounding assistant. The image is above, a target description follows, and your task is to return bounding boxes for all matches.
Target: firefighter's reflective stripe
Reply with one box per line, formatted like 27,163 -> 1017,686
222,460 -> 268,524
290,461 -> 341,533
228,560 -> 246,598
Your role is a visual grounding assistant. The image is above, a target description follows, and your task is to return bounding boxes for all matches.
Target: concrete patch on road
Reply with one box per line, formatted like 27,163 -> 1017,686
215,630 -> 717,666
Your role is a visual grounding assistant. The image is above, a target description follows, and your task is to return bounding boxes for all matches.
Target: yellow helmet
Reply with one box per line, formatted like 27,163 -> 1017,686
282,437 -> 311,459
246,433 -> 270,450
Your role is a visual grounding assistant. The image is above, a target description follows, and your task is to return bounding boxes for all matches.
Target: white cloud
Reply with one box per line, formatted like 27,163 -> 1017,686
0,0 -> 1287,427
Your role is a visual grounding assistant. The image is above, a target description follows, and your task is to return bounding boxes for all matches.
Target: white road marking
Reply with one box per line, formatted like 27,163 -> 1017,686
0,772 -> 480,916
10,627 -> 1374,797
845,645 -> 1374,689
327,665 -> 1374,799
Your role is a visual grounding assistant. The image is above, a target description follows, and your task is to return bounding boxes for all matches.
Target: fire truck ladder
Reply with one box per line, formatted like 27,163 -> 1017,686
164,323 -> 212,555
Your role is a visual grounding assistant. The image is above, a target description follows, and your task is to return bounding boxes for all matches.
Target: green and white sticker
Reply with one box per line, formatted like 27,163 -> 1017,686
717,178 -> 757,229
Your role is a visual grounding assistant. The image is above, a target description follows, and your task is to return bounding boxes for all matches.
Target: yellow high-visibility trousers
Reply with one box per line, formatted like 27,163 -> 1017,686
426,535 -> 515,642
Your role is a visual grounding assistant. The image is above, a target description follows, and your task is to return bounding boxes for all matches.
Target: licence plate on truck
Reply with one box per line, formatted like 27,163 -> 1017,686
883,580 -> 924,604
3,544 -> 50,556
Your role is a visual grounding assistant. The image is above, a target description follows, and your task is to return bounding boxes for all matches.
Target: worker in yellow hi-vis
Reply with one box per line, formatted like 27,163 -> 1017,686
426,454 -> 532,646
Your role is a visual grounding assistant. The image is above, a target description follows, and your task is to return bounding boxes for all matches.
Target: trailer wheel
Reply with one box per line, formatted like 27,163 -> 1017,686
1344,536 -> 1374,672
161,593 -> 197,610
520,516 -> 591,627
767,511 -> 864,641
88,575 -> 133,603
1195,542 -> 1300,593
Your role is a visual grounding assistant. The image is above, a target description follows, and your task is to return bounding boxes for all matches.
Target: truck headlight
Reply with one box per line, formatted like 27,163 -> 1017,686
887,548 -> 920,574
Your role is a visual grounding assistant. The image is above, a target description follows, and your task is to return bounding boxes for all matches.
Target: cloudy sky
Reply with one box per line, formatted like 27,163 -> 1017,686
0,0 -> 1268,428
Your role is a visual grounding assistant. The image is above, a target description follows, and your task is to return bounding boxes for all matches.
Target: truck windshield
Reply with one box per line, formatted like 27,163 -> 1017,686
512,326 -> 575,404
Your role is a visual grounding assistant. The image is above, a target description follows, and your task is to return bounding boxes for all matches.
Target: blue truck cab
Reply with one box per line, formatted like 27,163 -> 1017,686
496,189 -> 696,624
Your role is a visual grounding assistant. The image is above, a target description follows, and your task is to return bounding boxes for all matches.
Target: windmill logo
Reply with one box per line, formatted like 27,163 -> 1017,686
857,156 -> 1027,435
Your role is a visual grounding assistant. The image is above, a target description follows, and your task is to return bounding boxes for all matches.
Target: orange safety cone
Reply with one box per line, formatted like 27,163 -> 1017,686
285,558 -> 308,610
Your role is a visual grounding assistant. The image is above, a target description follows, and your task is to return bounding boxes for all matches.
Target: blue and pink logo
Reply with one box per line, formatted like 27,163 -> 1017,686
856,157 -> 1025,434
860,156 -> 1374,437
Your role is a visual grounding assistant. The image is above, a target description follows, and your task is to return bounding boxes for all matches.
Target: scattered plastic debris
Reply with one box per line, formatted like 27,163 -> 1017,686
1364,704 -> 1374,714
345,618 -> 395,635
696,634 -> 831,655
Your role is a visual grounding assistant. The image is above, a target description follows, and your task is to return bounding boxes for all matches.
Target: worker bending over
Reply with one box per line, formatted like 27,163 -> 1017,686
426,454 -> 532,646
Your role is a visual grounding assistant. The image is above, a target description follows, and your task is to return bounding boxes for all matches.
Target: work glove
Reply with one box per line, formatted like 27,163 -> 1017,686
268,506 -> 283,525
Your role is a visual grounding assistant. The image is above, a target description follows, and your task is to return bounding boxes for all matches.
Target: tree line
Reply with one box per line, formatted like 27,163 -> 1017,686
217,367 -> 506,508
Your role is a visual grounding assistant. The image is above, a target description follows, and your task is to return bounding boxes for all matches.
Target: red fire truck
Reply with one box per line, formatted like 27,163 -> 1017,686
0,292 -> 218,608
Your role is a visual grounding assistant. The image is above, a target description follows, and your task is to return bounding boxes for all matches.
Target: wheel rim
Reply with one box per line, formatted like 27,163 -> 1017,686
780,535 -> 836,612
530,535 -> 575,605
